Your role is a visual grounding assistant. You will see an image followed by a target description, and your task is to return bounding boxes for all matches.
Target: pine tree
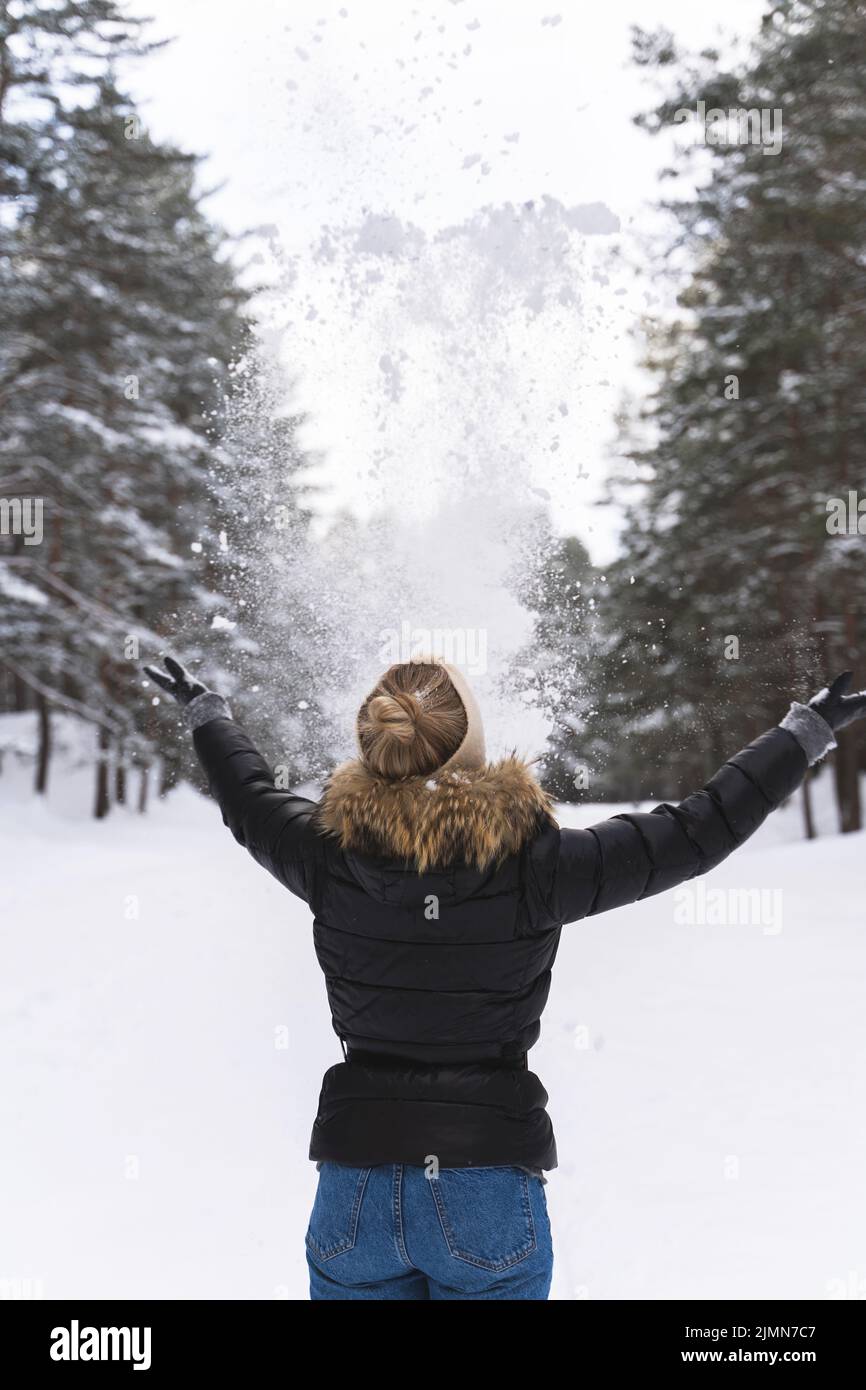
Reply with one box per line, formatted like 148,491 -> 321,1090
514,530 -> 610,800
605,0 -> 866,825
1,1 -> 157,790
0,4 -> 257,809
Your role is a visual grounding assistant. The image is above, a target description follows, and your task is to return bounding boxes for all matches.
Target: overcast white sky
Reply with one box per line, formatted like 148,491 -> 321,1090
125,0 -> 767,561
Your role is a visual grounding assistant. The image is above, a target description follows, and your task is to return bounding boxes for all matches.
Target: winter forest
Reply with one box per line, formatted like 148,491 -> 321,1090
3,0 -> 864,828
2,0 -> 866,1307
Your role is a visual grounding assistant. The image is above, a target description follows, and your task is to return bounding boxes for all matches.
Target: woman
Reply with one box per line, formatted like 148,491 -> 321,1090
144,653 -> 864,1300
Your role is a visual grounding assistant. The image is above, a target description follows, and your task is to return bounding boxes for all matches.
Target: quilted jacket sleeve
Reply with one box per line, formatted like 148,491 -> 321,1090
189,700 -> 321,905
528,715 -> 832,928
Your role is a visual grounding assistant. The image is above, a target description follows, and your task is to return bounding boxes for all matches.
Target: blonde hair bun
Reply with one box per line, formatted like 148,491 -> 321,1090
365,692 -> 420,745
357,661 -> 468,778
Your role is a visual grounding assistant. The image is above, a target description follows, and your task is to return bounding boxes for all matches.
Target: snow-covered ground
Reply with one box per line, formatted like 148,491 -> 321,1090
2,727 -> 864,1300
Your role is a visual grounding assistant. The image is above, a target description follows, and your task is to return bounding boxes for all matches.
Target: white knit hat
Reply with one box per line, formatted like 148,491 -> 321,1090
433,658 -> 486,771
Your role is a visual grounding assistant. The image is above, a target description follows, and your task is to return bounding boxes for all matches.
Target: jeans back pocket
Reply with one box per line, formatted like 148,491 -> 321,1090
428,1166 -> 538,1272
305,1163 -> 371,1261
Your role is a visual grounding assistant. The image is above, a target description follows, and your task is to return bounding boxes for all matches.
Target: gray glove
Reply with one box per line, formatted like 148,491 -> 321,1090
809,670 -> 866,733
143,655 -> 209,706
143,656 -> 231,730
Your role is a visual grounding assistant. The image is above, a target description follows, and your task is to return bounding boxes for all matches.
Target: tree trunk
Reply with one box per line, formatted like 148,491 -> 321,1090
801,770 -> 815,840
832,611 -> 862,833
159,752 -> 179,798
115,754 -> 127,806
94,726 -> 111,820
138,764 -> 149,814
12,671 -> 28,711
833,728 -> 862,834
35,694 -> 51,795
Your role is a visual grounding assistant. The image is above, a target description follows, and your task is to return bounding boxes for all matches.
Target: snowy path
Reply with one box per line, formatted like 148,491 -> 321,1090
2,771 -> 864,1300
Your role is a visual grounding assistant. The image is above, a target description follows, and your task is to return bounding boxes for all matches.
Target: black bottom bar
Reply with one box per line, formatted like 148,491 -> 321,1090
2,1298 -> 860,1374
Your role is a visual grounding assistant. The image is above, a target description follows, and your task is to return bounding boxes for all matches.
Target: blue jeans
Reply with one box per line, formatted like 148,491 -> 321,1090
306,1162 -> 553,1300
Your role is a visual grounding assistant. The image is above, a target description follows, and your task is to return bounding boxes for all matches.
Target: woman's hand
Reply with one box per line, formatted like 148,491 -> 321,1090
143,655 -> 209,708
809,671 -> 866,732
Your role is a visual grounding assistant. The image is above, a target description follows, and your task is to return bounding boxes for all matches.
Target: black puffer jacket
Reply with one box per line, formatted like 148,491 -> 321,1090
191,713 -> 818,1172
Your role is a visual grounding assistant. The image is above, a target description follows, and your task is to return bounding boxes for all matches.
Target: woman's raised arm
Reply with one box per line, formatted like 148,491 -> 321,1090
144,656 -> 321,903
528,673 -> 865,928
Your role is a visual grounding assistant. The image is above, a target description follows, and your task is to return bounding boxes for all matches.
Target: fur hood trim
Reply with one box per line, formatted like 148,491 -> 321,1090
315,755 -> 556,872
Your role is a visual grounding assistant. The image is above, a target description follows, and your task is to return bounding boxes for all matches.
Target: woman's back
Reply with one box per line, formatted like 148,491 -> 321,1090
309,753 -> 562,1170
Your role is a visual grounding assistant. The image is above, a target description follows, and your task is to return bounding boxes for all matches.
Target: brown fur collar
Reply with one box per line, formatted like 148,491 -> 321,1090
315,756 -> 556,872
